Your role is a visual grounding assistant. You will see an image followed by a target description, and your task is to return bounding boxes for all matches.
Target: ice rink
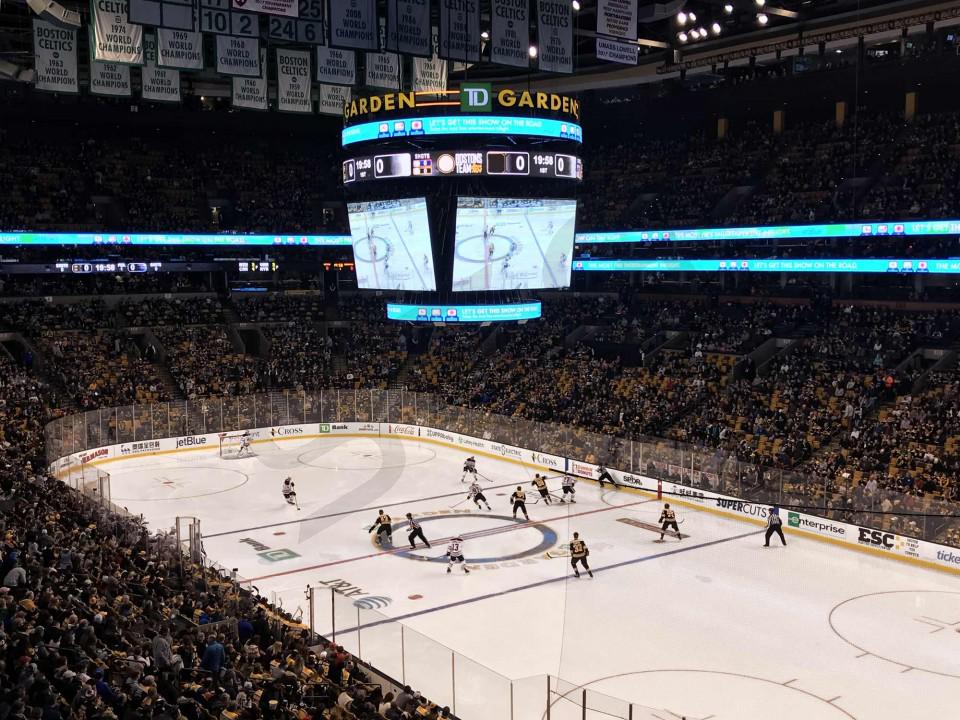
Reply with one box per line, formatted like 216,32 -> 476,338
103,435 -> 960,720
452,198 -> 576,291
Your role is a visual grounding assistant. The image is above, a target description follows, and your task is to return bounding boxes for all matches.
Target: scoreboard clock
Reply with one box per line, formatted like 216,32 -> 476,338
343,150 -> 582,184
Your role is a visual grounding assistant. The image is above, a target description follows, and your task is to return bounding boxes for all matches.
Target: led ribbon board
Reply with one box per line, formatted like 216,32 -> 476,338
341,116 -> 583,146
572,258 -> 960,273
386,302 -> 543,322
0,233 -> 352,247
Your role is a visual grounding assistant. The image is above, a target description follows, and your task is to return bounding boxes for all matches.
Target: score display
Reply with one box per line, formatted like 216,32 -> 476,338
199,0 -> 258,36
343,151 -> 582,183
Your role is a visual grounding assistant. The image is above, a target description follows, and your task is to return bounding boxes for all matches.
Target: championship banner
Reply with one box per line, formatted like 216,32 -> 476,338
596,35 -> 637,65
328,0 -> 377,50
439,0 -> 480,62
490,0 -> 528,68
276,48 -> 312,113
412,55 -> 447,92
597,0 -> 637,39
33,19 -> 78,93
141,33 -> 181,102
90,0 -> 143,64
90,61 -> 132,96
365,50 -> 400,89
315,46 -> 355,85
216,35 -> 261,76
231,50 -> 268,109
317,83 -> 351,116
232,0 -> 297,17
537,0 -> 572,73
386,0 -> 431,56
157,28 -> 203,70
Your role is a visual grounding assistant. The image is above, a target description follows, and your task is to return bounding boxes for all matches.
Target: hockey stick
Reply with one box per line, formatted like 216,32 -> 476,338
294,495 -> 301,511
477,472 -> 494,483
449,496 -> 471,509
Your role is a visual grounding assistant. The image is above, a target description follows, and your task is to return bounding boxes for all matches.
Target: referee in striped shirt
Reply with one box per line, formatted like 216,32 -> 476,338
764,507 -> 786,547
406,513 -> 431,549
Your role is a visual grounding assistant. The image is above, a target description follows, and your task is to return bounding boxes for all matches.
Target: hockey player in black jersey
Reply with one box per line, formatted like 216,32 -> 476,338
531,474 -> 552,504
659,503 -> 681,541
570,532 -> 593,578
368,510 -> 393,546
510,486 -> 529,520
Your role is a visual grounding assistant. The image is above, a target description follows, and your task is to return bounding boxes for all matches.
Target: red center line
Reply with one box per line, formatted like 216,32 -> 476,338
245,497 -> 657,582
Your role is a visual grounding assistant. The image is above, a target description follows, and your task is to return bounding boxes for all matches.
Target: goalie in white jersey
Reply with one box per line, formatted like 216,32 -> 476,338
467,481 -> 491,510
237,431 -> 253,457
446,536 -> 469,574
281,477 -> 296,505
461,456 -> 477,483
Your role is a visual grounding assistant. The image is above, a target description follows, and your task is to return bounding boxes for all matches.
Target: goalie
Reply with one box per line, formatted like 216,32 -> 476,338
282,477 -> 297,506
237,431 -> 253,458
461,456 -> 478,483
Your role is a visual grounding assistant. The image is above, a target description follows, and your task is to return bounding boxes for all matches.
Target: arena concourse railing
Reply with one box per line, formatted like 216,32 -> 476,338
44,388 -> 960,546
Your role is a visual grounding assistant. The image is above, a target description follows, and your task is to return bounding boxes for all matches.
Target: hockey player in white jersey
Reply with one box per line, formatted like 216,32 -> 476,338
467,481 -> 491,510
237,432 -> 253,458
461,456 -> 477,482
446,536 -> 469,574
281,477 -> 297,506
560,474 -> 577,503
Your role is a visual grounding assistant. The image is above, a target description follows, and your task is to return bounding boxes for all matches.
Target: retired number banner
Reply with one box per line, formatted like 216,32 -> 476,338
91,0 -> 144,64
277,48 -> 312,113
328,0 -> 377,50
386,0 -> 431,56
317,84 -> 352,116
315,46 -> 355,85
142,33 -> 181,102
490,0 -> 528,68
233,0 -> 297,17
90,61 -> 132,96
157,29 -> 203,70
216,35 -> 261,76
537,0 -> 572,73
597,0 -> 637,39
232,49 -> 268,110
33,20 -> 78,93
439,0 -> 480,62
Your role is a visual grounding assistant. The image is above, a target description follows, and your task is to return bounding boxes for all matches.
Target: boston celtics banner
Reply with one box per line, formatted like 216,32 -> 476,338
277,48 -> 312,113
328,0 -> 377,50
490,0 -> 528,68
90,61 -> 131,96
386,0 -> 431,57
315,46 -> 355,85
33,20 -> 78,93
536,0 -> 572,73
216,35 -> 261,76
232,50 -> 268,110
141,33 -> 181,102
90,0 -> 143,64
157,28 -> 203,70
317,83 -> 351,116
439,0 -> 480,62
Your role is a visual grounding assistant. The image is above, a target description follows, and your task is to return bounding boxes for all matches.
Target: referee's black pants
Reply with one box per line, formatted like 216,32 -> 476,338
764,526 -> 786,546
598,471 -> 616,488
408,528 -> 430,548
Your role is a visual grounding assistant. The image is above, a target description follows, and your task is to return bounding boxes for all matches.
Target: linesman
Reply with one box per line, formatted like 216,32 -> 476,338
405,513 -> 431,550
764,508 -> 786,547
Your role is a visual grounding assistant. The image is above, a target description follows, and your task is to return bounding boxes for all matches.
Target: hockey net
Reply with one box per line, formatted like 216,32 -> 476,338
219,433 -> 251,459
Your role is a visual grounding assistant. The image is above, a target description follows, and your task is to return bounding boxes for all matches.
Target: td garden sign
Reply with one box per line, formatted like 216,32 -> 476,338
342,84 -> 581,124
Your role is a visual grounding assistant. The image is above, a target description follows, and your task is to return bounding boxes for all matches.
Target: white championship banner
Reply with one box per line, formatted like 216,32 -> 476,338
33,19 -> 78,93
328,0 -> 377,50
490,0 -> 528,68
315,46 -> 355,85
91,0 -> 144,64
276,48 -> 312,113
317,83 -> 351,116
412,54 -> 447,92
439,0 -> 480,62
596,35 -> 637,65
90,61 -> 131,96
365,50 -> 400,89
141,33 -> 181,102
232,0 -> 297,17
386,0 -> 431,56
157,28 -> 203,70
536,0 -> 573,73
597,0 -> 638,39
216,35 -> 261,76
231,49 -> 267,109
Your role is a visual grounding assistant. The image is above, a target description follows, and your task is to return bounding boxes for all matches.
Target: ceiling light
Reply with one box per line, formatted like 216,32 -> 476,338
677,11 -> 687,24
481,30 -> 490,40
572,0 -> 580,9
712,22 -> 722,34
755,0 -> 765,5
678,31 -> 688,42
528,45 -> 538,58
757,12 -> 768,23
688,12 -> 697,21
697,26 -> 707,37
724,3 -> 733,12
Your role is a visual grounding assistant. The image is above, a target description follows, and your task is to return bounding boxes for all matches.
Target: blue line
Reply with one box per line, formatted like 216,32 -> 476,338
339,528 -> 762,633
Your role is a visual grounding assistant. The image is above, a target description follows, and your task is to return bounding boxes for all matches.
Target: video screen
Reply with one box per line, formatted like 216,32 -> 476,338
347,198 -> 437,291
451,198 -> 576,291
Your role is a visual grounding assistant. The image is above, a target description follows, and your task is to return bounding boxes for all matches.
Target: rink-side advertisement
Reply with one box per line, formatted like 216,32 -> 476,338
51,421 -> 960,575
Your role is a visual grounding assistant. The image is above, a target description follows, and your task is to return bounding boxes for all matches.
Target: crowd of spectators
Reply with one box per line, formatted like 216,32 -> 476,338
154,327 -> 264,398
235,295 -> 326,324
119,297 -> 224,328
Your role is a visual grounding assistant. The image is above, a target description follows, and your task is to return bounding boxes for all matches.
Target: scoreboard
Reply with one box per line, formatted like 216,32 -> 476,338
343,150 -> 582,184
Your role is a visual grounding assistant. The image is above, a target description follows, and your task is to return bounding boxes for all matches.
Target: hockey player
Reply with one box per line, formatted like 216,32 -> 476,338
446,536 -> 469,574
510,486 -> 529,520
659,503 -> 681,542
405,513 -> 431,549
238,431 -> 253,458
531,474 -> 552,504
764,508 -> 787,547
570,532 -> 593,578
461,456 -> 477,483
282,477 -> 297,506
560,474 -> 577,503
597,463 -> 617,489
467,481 -> 491,511
368,510 -> 393,546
